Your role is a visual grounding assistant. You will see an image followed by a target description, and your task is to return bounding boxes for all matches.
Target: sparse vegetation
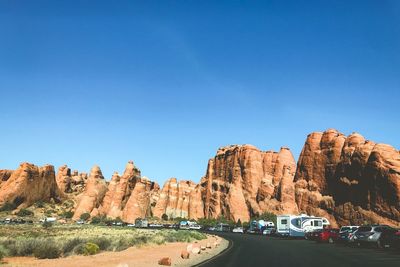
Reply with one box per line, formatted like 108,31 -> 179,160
0,224 -> 206,259
161,213 -> 169,221
60,210 -> 74,219
80,213 -> 90,221
83,242 -> 99,255
0,202 -> 17,212
16,208 -> 34,217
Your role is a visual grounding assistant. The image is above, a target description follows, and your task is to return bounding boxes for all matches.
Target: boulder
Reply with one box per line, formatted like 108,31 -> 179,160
158,257 -> 171,266
180,250 -> 190,259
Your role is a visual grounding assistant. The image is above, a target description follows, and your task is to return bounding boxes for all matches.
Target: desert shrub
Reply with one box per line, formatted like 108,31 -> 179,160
152,235 -> 165,245
34,200 -> 44,208
42,221 -> 53,229
83,242 -> 99,255
90,215 -> 107,224
130,235 -> 149,247
113,237 -> 131,251
72,243 -> 85,255
9,238 -> 38,256
90,236 -> 111,250
16,208 -> 34,217
61,210 -> 74,219
63,237 -> 85,254
33,240 -> 61,259
161,214 -> 169,221
80,213 -> 90,221
0,202 -> 17,212
0,244 -> 8,260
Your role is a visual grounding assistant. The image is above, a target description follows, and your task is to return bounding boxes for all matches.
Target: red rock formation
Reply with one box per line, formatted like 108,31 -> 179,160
56,166 -> 88,195
294,129 -> 400,227
100,161 -> 141,219
72,165 -> 107,220
0,170 -> 13,187
201,144 -> 298,222
153,178 -> 201,219
122,176 -> 160,223
0,163 -> 61,208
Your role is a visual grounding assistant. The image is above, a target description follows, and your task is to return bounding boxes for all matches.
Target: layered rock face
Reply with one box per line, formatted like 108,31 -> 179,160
56,166 -> 88,194
0,163 -> 61,209
201,145 -> 298,222
153,178 -> 203,219
72,165 -> 108,220
100,161 -> 141,219
294,129 -> 400,226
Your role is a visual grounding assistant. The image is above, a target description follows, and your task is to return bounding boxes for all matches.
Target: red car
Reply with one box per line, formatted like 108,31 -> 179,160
317,229 -> 339,243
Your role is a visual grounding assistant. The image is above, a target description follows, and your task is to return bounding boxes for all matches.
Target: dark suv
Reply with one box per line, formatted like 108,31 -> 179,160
353,225 -> 394,248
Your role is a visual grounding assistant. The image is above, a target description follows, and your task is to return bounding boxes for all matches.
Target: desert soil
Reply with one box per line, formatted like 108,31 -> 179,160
2,235 -> 228,267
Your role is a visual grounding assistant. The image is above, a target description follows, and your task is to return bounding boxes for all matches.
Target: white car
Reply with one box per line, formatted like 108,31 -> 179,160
189,224 -> 202,230
232,227 -> 244,233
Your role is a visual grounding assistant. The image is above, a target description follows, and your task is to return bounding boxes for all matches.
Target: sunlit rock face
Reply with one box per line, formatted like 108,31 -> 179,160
294,129 -> 400,227
200,144 -> 298,223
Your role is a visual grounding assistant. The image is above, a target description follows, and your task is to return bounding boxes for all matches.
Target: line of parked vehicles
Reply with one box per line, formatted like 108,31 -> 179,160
221,214 -> 400,252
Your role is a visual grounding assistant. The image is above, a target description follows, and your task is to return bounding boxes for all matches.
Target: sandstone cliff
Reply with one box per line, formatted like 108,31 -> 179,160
56,166 -> 88,195
294,129 -> 400,227
153,178 -> 202,219
201,144 -> 298,222
72,165 -> 108,220
0,163 -> 61,209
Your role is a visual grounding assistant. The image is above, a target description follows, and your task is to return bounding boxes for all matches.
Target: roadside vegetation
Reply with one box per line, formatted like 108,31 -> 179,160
0,225 -> 206,259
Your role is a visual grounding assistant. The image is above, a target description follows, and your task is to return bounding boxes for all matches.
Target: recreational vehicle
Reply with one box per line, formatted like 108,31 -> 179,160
277,214 -> 330,237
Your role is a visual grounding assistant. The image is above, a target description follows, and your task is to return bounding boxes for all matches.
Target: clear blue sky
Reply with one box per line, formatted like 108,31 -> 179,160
0,1 -> 399,184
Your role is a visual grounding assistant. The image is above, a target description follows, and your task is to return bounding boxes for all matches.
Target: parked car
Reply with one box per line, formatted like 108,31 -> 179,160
305,229 -> 323,241
338,226 -> 359,243
316,229 -> 339,243
262,227 -> 276,235
379,228 -> 400,249
232,227 -> 244,233
353,225 -> 394,248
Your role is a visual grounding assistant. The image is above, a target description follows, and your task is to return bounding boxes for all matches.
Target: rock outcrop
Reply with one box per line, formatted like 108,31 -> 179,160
56,166 -> 88,195
294,129 -> 400,227
72,165 -> 108,220
153,178 -> 202,219
201,144 -> 298,222
0,170 -> 13,187
100,161 -> 141,219
0,163 -> 61,209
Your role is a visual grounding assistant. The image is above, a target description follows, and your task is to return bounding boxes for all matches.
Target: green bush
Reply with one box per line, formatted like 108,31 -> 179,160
80,213 -> 90,221
90,215 -> 107,224
33,240 -> 61,259
0,202 -> 17,212
0,244 -> 8,260
161,214 -> 169,221
83,242 -> 99,255
16,208 -> 34,217
34,200 -> 44,208
42,221 -> 53,229
63,238 -> 85,254
90,237 -> 111,250
61,210 -> 74,219
72,243 -> 85,255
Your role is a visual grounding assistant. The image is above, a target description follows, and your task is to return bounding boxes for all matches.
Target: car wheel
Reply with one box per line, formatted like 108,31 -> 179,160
328,237 -> 334,244
377,239 -> 382,249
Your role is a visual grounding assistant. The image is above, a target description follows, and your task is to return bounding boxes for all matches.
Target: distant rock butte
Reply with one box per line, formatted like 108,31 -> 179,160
0,129 -> 398,226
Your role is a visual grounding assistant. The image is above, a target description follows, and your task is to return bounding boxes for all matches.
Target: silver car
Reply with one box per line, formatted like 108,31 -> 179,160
353,225 -> 392,248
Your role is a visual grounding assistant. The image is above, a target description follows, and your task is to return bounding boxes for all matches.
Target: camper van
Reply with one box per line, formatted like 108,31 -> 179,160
277,214 -> 330,237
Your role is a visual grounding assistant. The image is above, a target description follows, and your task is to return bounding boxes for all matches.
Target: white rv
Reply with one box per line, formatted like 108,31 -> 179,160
277,214 -> 330,237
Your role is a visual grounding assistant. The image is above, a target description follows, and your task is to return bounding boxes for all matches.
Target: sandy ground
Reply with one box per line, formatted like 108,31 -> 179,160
2,235 -> 228,267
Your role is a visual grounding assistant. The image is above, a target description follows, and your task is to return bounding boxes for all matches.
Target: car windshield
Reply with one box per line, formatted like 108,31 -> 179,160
358,226 -> 372,232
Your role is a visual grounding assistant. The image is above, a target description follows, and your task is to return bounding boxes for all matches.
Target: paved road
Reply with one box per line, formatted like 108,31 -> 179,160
198,232 -> 400,267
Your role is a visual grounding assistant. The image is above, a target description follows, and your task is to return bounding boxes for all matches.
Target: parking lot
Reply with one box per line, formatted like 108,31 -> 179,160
199,232 -> 400,267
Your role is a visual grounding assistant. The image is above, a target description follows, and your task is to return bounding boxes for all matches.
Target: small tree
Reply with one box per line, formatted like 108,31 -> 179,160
236,219 -> 242,227
161,214 -> 169,221
61,210 -> 74,219
80,212 -> 90,221
16,208 -> 34,217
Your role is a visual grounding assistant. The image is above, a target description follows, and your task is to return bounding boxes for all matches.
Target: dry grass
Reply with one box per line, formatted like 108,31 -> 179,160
0,224 -> 206,259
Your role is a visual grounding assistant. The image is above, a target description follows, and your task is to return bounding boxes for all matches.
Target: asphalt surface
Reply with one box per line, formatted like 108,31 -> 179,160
198,232 -> 400,267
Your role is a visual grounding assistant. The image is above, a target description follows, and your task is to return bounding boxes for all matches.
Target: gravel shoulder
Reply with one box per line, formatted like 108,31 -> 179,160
2,234 -> 228,267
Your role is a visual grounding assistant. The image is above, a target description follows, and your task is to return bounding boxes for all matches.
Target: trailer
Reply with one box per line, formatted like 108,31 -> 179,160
277,214 -> 330,237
